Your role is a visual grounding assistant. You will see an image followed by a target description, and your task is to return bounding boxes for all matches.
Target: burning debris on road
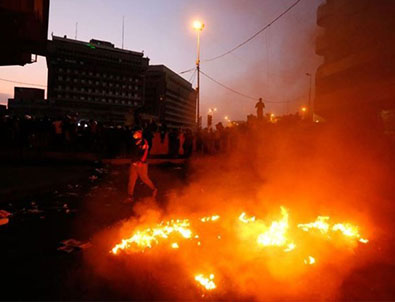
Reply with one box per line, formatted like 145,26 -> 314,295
109,206 -> 369,296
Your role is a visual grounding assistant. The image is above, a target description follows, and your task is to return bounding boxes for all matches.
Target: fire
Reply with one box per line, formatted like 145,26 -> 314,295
111,219 -> 192,254
298,216 -> 369,244
332,223 -> 369,243
284,242 -> 296,252
201,215 -> 220,222
111,206 -> 369,292
257,206 -> 289,247
195,274 -> 216,290
298,216 -> 330,233
239,212 -> 256,223
171,242 -> 179,249
304,256 -> 316,265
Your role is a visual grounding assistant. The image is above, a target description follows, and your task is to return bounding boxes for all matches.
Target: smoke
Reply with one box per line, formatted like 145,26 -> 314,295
84,120 -> 394,300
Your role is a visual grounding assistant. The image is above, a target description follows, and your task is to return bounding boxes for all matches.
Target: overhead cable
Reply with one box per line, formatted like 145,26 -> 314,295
203,0 -> 302,62
179,67 -> 195,74
0,77 -> 47,88
200,70 -> 290,104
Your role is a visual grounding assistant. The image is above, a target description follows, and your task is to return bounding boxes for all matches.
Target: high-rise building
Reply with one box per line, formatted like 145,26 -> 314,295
315,0 -> 395,127
145,65 -> 196,129
46,36 -> 149,123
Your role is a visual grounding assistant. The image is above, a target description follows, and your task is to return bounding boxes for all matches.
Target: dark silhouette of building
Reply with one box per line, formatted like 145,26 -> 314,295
145,65 -> 196,129
0,0 -> 49,66
7,87 -> 49,116
315,0 -> 395,128
46,36 -> 149,123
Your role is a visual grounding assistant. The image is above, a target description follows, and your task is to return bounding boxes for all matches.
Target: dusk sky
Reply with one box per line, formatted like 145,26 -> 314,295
0,0 -> 323,123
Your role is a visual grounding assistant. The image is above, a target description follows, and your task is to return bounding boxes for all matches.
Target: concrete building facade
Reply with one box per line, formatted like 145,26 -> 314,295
46,36 -> 149,123
145,65 -> 196,129
314,0 -> 395,129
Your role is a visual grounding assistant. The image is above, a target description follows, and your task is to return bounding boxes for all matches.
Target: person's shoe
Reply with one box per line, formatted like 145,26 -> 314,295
152,188 -> 158,199
122,196 -> 134,204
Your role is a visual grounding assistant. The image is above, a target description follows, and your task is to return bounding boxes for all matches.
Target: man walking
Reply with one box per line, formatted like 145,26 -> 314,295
126,128 -> 157,203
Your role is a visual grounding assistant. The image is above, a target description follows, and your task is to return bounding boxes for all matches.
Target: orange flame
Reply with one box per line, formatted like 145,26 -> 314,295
195,273 -> 216,290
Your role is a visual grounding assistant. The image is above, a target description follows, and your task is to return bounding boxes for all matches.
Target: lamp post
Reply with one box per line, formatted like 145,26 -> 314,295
193,20 -> 204,128
306,72 -> 312,121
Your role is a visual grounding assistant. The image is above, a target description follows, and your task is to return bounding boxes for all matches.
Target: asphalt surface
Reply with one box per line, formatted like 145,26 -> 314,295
0,160 -> 394,301
0,162 -> 188,300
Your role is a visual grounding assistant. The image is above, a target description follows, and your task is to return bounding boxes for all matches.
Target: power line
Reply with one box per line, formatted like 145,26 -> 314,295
203,0 -> 303,62
200,70 -> 258,101
200,70 -> 290,104
179,67 -> 195,74
0,77 -> 47,88
188,68 -> 197,84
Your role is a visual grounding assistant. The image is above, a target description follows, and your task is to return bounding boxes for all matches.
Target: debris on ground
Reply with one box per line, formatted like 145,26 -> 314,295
0,210 -> 11,226
89,175 -> 98,181
57,238 -> 92,253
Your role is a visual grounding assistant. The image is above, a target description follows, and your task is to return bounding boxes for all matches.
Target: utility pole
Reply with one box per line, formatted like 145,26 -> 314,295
193,21 -> 204,128
122,16 -> 125,49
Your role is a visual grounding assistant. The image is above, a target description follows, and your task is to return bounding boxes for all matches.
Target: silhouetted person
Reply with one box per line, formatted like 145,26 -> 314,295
126,129 -> 157,203
255,98 -> 265,120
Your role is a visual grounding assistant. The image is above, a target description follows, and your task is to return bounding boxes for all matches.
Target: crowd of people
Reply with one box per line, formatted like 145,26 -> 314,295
0,114 -> 242,158
0,106 -> 315,160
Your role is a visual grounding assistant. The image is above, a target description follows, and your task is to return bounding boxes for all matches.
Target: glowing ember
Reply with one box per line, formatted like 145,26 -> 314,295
111,219 -> 192,254
284,242 -> 296,252
304,256 -> 316,265
195,273 -> 216,290
201,215 -> 220,222
171,242 -> 179,249
257,206 -> 289,247
239,212 -> 256,223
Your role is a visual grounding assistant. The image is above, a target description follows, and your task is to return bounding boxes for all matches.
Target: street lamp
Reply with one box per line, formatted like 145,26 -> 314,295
193,20 -> 204,128
306,73 -> 312,121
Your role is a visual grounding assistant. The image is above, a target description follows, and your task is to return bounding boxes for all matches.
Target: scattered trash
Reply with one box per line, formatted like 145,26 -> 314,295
95,168 -> 104,174
66,192 -> 78,196
0,210 -> 11,226
58,238 -> 92,253
27,209 -> 44,214
89,175 -> 98,181
0,210 -> 11,218
0,218 -> 9,226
